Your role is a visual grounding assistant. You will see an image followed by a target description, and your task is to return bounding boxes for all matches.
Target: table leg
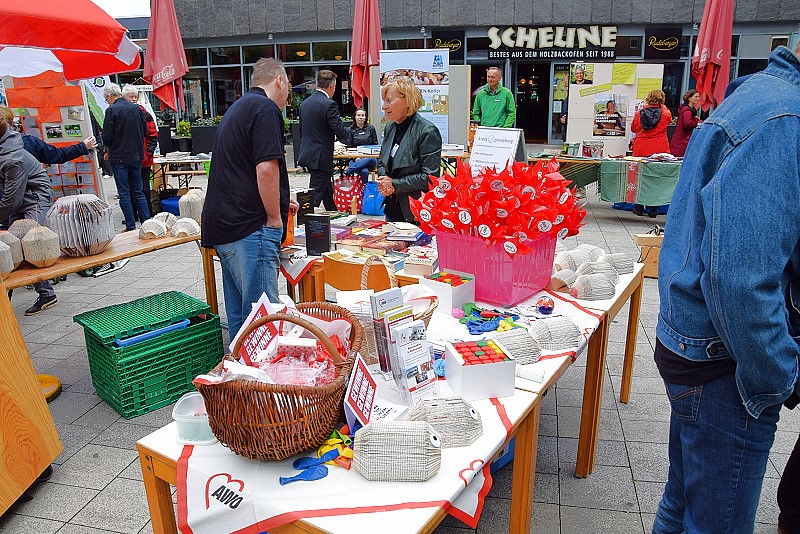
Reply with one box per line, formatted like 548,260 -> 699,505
200,247 -> 218,315
509,401 -> 541,533
139,451 -> 178,534
576,314 -> 609,478
287,281 -> 297,302
619,276 -> 643,404
313,266 -> 326,302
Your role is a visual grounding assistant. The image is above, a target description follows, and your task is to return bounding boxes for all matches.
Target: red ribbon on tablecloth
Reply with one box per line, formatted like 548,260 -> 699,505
625,161 -> 639,203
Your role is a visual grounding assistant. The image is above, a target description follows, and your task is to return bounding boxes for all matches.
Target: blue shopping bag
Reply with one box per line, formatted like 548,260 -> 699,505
361,181 -> 385,216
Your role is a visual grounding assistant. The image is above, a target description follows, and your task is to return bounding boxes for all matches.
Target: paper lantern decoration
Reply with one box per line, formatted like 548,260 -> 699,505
179,190 -> 204,223
170,217 -> 200,237
405,397 -> 483,448
553,248 -> 592,272
548,268 -> 577,292
0,231 -> 24,269
45,194 -> 115,257
153,211 -> 178,229
571,273 -> 616,300
576,261 -> 620,286
529,316 -> 581,351
576,243 -> 606,262
139,219 -> 168,239
0,241 -> 13,279
8,219 -> 40,241
21,226 -> 61,268
353,421 -> 441,481
598,253 -> 634,275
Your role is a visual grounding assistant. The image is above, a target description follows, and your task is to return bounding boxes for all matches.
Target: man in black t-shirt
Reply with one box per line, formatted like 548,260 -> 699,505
201,58 -> 298,338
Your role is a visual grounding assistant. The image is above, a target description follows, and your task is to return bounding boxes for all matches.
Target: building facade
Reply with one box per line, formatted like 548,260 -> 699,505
118,0 -> 799,144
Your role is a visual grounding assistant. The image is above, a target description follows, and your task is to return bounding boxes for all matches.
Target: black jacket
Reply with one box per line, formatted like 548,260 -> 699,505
23,135 -> 88,164
297,90 -> 350,172
102,97 -> 146,165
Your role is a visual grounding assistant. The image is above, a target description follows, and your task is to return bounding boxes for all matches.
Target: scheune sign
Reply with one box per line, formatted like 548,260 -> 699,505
487,25 -> 617,60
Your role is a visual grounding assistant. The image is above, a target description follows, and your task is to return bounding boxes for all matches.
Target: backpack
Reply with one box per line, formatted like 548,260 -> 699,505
639,107 -> 662,130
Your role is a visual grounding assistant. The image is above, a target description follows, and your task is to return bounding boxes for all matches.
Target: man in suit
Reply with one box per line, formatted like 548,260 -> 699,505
297,70 -> 350,210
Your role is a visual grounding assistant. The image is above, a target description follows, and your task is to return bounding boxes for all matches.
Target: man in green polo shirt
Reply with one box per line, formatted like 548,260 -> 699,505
472,67 -> 516,128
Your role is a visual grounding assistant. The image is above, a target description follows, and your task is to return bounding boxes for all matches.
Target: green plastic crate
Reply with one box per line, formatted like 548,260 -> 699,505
74,292 -> 224,418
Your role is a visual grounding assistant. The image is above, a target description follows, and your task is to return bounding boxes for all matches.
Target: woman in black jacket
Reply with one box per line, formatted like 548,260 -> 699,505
344,108 -> 379,184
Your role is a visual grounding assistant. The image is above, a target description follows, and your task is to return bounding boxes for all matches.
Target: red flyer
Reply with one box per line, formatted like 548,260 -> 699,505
344,355 -> 377,429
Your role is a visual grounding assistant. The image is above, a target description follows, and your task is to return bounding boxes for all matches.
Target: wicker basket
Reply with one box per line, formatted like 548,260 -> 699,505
356,256 -> 438,365
196,303 -> 364,461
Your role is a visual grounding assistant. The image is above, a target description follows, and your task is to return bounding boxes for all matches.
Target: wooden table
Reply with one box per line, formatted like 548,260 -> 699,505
152,158 -> 209,191
3,232 -> 207,290
574,264 -> 645,477
137,355 -> 571,534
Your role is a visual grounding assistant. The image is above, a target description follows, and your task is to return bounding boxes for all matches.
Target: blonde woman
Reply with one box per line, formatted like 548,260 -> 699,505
376,77 -> 442,223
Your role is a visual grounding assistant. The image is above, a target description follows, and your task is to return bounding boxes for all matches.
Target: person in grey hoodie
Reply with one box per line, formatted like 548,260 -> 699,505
0,119 -> 58,315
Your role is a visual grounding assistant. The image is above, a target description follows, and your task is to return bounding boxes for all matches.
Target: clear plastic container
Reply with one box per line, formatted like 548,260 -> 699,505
172,392 -> 217,445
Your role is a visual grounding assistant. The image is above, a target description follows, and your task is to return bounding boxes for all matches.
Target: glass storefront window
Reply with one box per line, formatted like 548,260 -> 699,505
278,43 -> 311,62
211,67 -> 243,116
466,37 -> 491,60
243,45 -> 275,64
185,48 -> 208,66
313,41 -> 348,61
210,46 -> 241,65
285,66 -> 316,119
183,69 -> 210,121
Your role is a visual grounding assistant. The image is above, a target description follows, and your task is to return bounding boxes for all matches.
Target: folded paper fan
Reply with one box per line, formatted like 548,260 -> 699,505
153,211 -> 178,229
353,421 -> 441,482
170,217 -> 200,237
21,226 -> 61,268
575,243 -> 606,261
597,253 -> 634,275
0,241 -> 13,279
139,219 -> 168,239
179,190 -> 204,223
8,219 -> 40,241
405,397 -> 483,448
571,273 -> 617,300
0,231 -> 24,269
45,194 -> 115,257
575,261 -> 620,286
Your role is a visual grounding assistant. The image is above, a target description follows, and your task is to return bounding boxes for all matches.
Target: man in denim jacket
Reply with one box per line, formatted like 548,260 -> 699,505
654,44 -> 800,533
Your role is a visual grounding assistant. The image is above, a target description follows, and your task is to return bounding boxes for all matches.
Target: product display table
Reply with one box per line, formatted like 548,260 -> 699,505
4,232 -> 204,290
137,354 -> 573,534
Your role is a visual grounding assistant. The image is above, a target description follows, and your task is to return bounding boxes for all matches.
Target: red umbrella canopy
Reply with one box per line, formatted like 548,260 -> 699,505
691,0 -> 735,111
143,0 -> 189,111
350,0 -> 383,109
0,1 -> 141,79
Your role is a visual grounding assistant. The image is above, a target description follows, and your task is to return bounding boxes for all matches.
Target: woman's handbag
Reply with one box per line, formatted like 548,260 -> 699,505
361,181 -> 385,216
333,175 -> 364,213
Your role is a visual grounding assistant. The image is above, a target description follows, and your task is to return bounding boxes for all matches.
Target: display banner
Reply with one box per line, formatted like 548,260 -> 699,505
380,49 -> 450,142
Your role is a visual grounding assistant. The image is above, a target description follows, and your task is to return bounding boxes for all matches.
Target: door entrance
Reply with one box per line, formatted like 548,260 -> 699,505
514,62 -> 551,143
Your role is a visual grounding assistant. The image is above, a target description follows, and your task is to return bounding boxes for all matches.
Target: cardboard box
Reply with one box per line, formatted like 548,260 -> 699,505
444,340 -> 516,400
633,233 -> 663,279
419,269 -> 475,311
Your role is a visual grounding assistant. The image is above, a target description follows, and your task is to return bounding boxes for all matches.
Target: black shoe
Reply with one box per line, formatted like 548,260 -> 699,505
633,205 -> 644,216
648,209 -> 658,218
25,295 -> 58,316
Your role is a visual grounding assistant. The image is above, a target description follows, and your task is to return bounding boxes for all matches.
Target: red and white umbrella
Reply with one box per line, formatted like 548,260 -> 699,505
0,1 -> 141,80
691,0 -> 735,111
350,0 -> 383,109
143,0 -> 188,112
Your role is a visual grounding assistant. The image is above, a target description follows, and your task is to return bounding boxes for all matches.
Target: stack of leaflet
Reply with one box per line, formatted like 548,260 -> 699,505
357,145 -> 381,155
45,194 -> 115,256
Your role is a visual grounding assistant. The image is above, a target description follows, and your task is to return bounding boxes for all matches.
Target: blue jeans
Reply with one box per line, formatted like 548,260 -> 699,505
111,163 -> 150,230
346,157 -> 377,184
214,226 -> 282,338
653,373 -> 781,534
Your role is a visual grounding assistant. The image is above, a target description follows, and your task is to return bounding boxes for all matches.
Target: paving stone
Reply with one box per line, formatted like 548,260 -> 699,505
627,441 -> 669,482
0,514 -> 62,534
50,444 -> 138,490
70,479 -> 150,534
90,422 -> 157,450
48,391 -> 103,425
620,419 -> 670,444
57,524 -> 122,533
634,480 -> 665,514
556,406 -> 624,441
559,465 -> 638,512
560,506 -> 645,533
558,437 -> 629,470
11,481 -> 98,522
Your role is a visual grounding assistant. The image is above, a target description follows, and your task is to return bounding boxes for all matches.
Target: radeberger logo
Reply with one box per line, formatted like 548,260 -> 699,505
648,36 -> 679,51
434,38 -> 462,53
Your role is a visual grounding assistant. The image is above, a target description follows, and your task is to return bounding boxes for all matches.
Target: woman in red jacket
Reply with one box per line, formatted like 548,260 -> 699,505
669,89 -> 701,157
631,89 -> 672,217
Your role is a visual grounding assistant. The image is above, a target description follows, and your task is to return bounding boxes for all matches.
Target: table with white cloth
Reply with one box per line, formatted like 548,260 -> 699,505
137,285 -> 613,533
